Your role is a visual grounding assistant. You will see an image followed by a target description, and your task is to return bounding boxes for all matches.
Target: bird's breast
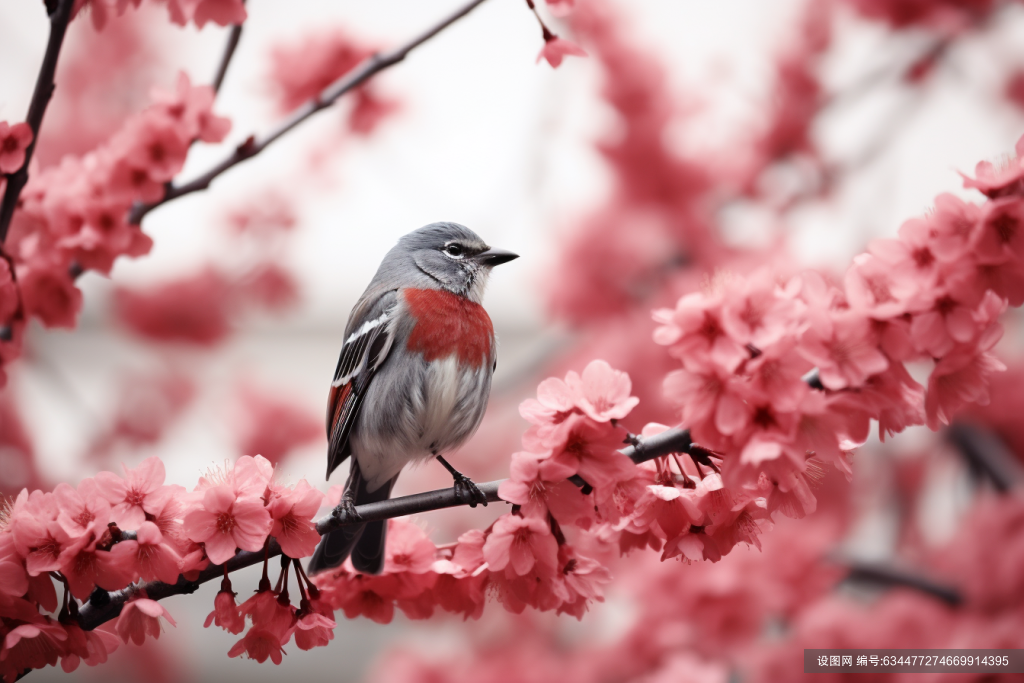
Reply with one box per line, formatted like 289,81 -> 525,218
402,288 -> 494,367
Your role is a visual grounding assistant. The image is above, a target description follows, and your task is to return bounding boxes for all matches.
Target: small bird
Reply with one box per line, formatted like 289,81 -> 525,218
308,222 -> 518,575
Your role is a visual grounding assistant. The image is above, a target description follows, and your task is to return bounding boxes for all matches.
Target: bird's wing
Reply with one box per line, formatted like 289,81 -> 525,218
325,289 -> 398,479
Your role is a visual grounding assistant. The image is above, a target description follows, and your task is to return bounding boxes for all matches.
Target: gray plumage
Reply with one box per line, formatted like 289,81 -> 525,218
308,222 -> 518,576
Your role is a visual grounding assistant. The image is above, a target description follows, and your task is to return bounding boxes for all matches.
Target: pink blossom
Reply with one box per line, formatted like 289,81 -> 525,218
545,0 -> 575,16
192,0 -> 247,30
58,528 -> 134,600
59,623 -> 119,672
745,339 -> 812,412
563,359 -> 640,422
120,115 -> 189,183
961,134 -> 1024,198
15,258 -> 83,329
151,72 -> 232,143
94,456 -> 169,529
926,193 -> 981,261
483,514 -> 559,577
115,598 -> 176,646
798,312 -> 888,390
105,158 -> 165,204
663,364 -> 746,447
548,416 -> 636,488
654,292 -> 749,372
0,535 -> 29,598
720,270 -> 799,348
537,36 -> 588,68
625,483 -> 703,547
204,584 -> 246,634
845,252 -> 917,317
292,609 -> 336,651
268,479 -> 322,559
909,290 -> 979,357
183,485 -> 272,564
237,586 -> 295,635
109,521 -> 182,584
972,197 -> 1024,264
2,622 -> 67,673
12,511 -> 74,577
0,121 -> 33,173
228,627 -> 285,665
383,520 -> 437,575
557,547 -> 612,619
498,450 -> 580,519
925,336 -> 1006,429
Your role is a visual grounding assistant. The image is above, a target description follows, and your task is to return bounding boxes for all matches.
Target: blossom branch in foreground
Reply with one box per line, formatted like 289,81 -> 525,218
127,0 -> 491,225
0,0 -> 74,244
72,426 -> 694,632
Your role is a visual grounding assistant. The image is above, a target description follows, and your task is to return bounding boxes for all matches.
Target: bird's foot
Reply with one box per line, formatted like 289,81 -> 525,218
435,454 -> 488,508
452,473 -> 488,508
332,498 -> 363,525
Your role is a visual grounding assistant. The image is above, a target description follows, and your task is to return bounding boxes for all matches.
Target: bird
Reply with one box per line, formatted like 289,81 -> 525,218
308,222 -> 519,576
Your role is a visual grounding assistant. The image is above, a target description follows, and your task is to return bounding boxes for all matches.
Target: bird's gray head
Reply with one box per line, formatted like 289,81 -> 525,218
390,222 -> 518,301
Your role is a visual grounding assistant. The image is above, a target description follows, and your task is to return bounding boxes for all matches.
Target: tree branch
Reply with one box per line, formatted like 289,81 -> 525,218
127,0 -> 491,225
0,0 -> 75,245
947,421 -> 1023,493
74,426 -> 694,631
211,19 -> 244,95
843,560 -> 962,606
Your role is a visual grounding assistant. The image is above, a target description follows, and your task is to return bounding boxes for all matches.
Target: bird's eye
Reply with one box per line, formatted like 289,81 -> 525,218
443,243 -> 465,258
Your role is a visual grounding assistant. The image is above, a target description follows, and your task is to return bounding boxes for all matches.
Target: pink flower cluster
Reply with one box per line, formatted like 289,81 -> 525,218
268,29 -> 398,137
0,454 -> 325,680
652,135 -> 1024,526
76,0 -> 247,31
0,73 -> 230,383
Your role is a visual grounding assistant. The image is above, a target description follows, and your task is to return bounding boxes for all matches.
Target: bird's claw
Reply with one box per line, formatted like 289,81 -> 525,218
453,474 -> 488,508
332,499 -> 363,525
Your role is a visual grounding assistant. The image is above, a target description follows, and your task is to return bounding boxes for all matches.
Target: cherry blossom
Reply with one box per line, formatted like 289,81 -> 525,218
182,485 -> 272,564
537,36 -> 588,68
0,121 -> 33,174
94,456 -> 170,530
115,598 -> 176,646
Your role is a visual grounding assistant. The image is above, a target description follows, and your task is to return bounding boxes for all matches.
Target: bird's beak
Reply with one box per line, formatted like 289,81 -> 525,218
475,248 -> 519,267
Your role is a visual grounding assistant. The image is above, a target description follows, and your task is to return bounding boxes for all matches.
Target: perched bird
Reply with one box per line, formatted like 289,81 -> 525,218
308,222 -> 518,575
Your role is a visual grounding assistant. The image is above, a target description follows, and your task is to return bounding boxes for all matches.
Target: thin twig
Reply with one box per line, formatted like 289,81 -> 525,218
842,560 -> 962,607
0,0 -> 75,245
74,426 -> 694,631
211,18 -> 244,95
127,0 -> 491,225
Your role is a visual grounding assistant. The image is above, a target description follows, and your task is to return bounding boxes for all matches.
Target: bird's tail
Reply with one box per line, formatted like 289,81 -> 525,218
308,462 -> 397,576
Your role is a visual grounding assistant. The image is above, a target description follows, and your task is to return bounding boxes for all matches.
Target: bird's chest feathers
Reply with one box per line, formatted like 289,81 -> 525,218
403,288 -> 494,366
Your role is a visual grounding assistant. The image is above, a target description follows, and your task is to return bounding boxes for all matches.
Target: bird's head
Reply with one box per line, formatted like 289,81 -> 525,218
396,222 -> 519,301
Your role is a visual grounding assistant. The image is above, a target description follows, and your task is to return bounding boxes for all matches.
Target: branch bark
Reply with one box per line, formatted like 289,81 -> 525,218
74,426 -> 694,631
211,18 -> 245,95
0,0 -> 75,245
127,0 -> 491,225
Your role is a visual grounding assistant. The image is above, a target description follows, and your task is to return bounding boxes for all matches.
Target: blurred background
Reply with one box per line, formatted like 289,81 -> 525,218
2,0 -> 1024,680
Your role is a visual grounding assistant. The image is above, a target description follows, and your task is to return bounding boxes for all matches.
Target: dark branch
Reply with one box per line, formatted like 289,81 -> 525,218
74,426 -> 693,631
127,0 -> 491,225
843,560 -> 962,607
211,19 -> 245,95
0,0 -> 75,244
946,421 -> 1023,493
